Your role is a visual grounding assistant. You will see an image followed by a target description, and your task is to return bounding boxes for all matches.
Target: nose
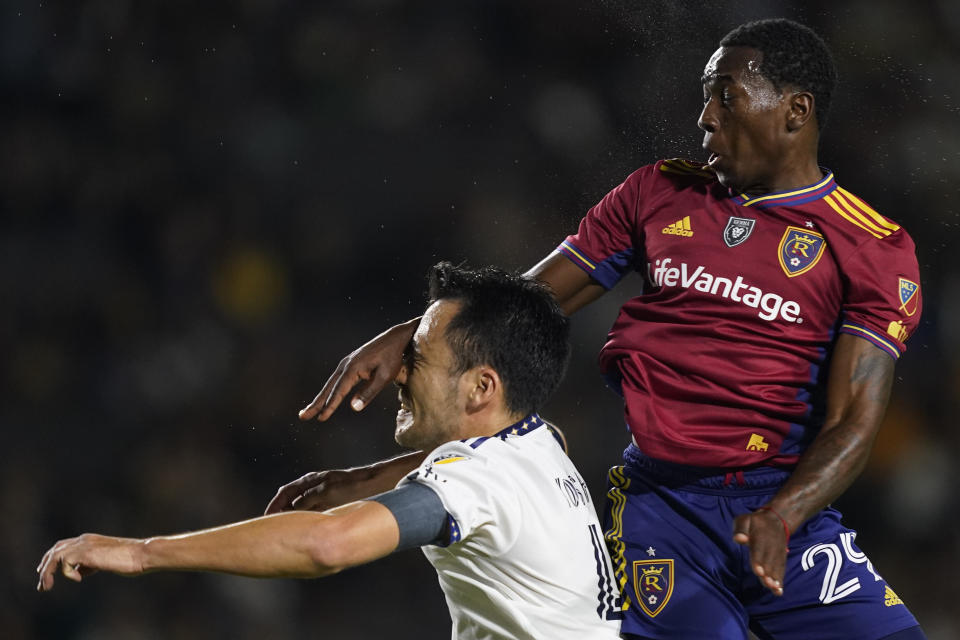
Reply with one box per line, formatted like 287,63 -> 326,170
698,101 -> 718,133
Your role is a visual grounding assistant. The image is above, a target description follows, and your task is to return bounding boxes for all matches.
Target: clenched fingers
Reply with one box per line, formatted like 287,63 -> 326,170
732,511 -> 787,596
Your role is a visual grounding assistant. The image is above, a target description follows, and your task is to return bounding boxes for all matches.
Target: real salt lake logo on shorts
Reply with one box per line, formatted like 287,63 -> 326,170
723,216 -> 755,247
633,559 -> 674,618
898,278 -> 919,316
778,226 -> 826,277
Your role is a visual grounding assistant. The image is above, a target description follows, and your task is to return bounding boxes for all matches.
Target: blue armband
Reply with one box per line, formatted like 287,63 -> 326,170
367,482 -> 447,551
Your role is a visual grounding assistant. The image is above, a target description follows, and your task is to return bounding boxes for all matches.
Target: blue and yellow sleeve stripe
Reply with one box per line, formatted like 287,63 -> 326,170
557,241 -> 634,290
823,188 -> 900,239
558,240 -> 597,272
839,322 -> 902,359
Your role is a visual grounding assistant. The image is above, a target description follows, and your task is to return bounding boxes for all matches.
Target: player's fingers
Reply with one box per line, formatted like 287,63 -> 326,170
264,491 -> 294,515
299,362 -> 350,421
37,539 -> 73,585
298,391 -> 326,421
61,557 -> 84,583
348,365 -> 399,413
265,482 -> 303,515
290,489 -> 335,512
37,545 -> 55,573
731,513 -> 751,544
264,472 -> 324,515
314,368 -> 362,421
37,551 -> 58,591
37,563 -> 55,591
764,544 -> 787,590
745,518 -> 785,595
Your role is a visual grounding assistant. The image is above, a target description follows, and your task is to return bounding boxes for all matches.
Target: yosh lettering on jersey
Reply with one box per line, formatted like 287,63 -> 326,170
649,258 -> 803,323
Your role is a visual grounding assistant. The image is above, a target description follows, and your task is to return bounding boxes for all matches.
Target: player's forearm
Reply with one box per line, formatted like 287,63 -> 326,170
765,337 -> 894,533
764,422 -> 876,533
360,450 -> 429,495
141,511 -> 352,578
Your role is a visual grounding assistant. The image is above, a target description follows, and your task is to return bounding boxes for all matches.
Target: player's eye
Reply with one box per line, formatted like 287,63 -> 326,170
403,344 -> 423,369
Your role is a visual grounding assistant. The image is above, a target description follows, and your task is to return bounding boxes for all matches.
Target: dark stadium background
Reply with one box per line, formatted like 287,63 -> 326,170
5,1 -> 958,638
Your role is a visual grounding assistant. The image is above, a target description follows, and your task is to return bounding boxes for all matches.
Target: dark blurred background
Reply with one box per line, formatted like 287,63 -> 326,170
4,0 -> 958,638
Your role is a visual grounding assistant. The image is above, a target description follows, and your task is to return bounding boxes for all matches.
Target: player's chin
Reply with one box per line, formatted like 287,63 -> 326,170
712,166 -> 740,190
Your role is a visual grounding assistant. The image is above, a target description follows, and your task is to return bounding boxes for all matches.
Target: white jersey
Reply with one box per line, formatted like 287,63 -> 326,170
399,414 -> 622,640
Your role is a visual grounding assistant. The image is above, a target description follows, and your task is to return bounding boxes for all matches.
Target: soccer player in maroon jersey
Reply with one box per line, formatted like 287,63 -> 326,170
270,19 -> 924,640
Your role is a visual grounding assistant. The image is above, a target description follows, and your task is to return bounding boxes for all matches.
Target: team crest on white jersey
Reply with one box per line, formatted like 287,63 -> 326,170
432,453 -> 469,465
778,226 -> 826,277
633,559 -> 674,618
723,216 -> 755,247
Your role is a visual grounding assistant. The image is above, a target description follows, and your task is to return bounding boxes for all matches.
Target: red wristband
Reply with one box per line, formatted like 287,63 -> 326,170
756,506 -> 790,550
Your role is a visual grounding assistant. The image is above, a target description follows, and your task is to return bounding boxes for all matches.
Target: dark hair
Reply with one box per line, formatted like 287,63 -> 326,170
427,262 -> 570,416
720,19 -> 837,129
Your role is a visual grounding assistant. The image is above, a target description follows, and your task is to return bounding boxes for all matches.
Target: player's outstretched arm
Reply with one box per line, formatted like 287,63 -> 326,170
299,316 -> 422,421
38,501 -> 399,592
264,450 -> 428,515
733,333 -> 895,596
299,252 -> 601,423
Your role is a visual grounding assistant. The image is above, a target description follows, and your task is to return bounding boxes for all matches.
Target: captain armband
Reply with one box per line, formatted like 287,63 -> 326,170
368,482 -> 448,551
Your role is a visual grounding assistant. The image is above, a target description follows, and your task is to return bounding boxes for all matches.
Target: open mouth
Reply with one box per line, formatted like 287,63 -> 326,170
707,153 -> 720,166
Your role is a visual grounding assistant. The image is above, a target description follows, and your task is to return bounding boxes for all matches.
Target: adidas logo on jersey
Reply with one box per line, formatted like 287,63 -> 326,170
884,586 -> 904,607
662,216 -> 693,237
648,257 -> 803,323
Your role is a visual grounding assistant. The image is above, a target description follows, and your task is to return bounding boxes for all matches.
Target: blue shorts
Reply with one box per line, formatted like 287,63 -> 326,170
602,446 -> 921,640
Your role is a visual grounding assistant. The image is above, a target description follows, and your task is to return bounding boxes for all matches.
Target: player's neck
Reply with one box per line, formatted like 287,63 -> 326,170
462,407 -> 528,440
742,154 -> 823,196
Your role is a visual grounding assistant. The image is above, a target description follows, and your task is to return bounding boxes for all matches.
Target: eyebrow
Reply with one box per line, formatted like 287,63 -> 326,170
701,73 -> 734,85
408,340 -> 426,361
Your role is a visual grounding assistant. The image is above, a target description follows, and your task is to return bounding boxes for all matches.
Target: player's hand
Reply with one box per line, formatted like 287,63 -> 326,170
732,508 -> 790,597
37,534 -> 144,592
264,469 -> 358,515
298,317 -> 420,422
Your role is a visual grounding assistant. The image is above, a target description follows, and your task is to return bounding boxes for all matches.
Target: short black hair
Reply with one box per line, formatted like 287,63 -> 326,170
426,262 -> 570,416
720,18 -> 837,129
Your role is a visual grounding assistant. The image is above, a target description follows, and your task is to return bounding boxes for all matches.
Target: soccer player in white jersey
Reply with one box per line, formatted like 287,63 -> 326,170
38,262 -> 621,640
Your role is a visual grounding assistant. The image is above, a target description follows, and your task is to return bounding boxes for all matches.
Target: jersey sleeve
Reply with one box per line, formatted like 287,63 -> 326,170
838,229 -> 922,358
397,441 -> 520,548
557,165 -> 651,290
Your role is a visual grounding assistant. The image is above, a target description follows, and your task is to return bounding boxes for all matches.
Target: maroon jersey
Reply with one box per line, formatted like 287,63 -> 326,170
558,159 -> 922,468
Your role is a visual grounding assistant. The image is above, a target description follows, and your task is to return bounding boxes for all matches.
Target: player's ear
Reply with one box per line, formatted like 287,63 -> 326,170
464,366 -> 500,411
786,90 -> 814,131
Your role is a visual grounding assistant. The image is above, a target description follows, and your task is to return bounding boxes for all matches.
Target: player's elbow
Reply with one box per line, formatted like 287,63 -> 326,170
305,524 -> 351,576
